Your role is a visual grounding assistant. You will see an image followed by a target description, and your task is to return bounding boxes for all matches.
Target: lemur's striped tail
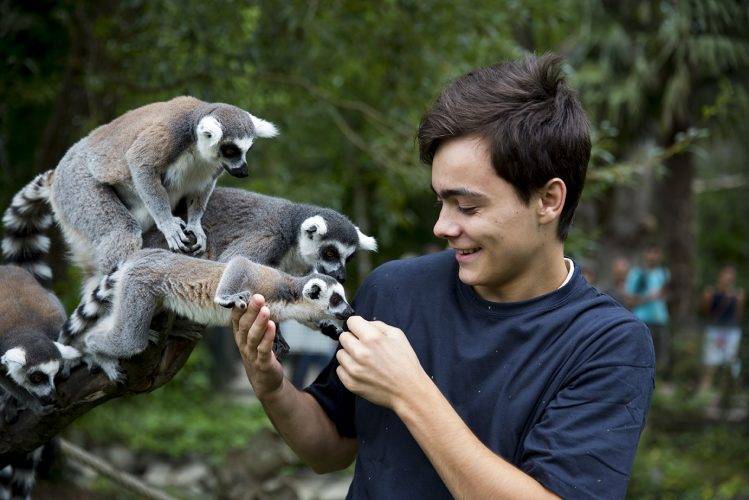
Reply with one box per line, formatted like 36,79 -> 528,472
0,444 -> 44,500
58,270 -> 118,344
1,170 -> 55,286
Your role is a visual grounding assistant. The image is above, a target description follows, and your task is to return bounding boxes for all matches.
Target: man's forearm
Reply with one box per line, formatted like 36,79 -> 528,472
395,377 -> 558,500
257,376 -> 357,473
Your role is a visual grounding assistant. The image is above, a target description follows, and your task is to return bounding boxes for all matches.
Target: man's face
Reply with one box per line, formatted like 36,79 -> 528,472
431,136 -> 545,299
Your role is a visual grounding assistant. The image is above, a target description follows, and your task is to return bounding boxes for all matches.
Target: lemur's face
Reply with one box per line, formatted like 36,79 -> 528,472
300,276 -> 354,335
195,116 -> 252,178
298,216 -> 377,283
1,342 -> 79,403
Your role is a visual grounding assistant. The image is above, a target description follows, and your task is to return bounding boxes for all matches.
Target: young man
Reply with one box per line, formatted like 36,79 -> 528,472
232,54 -> 655,499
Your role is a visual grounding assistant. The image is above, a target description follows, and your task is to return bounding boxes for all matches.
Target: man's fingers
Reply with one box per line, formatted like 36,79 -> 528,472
338,331 -> 363,358
247,306 -> 271,350
345,315 -> 384,340
256,320 -> 276,363
335,347 -> 356,371
238,295 -> 266,334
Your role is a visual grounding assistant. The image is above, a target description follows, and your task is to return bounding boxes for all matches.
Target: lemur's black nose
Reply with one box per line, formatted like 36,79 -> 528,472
225,162 -> 249,178
336,306 -> 355,320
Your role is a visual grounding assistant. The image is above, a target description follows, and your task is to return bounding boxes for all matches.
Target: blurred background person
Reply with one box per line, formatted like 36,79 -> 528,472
699,265 -> 745,393
604,257 -> 633,307
626,245 -> 670,373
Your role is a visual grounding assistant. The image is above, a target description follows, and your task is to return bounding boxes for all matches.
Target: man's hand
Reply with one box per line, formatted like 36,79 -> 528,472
232,294 -> 284,399
336,316 -> 429,410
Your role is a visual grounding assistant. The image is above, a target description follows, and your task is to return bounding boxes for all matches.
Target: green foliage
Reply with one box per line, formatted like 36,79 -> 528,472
630,425 -> 749,499
69,344 -> 270,461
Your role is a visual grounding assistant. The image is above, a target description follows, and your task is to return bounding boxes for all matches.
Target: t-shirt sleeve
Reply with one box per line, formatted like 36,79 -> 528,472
520,322 -> 655,499
303,348 -> 357,438
303,271 -> 384,439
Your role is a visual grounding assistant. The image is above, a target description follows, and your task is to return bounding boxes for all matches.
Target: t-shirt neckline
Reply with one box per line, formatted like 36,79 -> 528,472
456,257 -> 583,318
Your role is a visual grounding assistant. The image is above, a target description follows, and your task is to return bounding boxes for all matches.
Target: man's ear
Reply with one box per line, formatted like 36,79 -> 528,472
536,177 -> 566,227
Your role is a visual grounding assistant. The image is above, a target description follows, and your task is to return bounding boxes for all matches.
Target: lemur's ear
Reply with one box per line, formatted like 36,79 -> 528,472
54,342 -> 81,360
197,116 -> 223,147
248,113 -> 279,139
356,227 -> 378,252
301,216 -> 328,240
1,348 -> 26,368
303,279 -> 326,300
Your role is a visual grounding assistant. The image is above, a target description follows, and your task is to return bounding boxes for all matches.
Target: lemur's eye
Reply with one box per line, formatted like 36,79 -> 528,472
220,144 -> 240,158
322,247 -> 339,261
330,293 -> 342,307
28,372 -> 46,385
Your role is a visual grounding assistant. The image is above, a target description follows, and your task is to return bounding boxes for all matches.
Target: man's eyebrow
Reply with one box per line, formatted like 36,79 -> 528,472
430,186 -> 488,200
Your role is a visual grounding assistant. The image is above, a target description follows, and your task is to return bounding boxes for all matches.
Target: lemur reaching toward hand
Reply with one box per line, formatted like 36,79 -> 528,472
4,96 -> 278,281
63,249 -> 353,381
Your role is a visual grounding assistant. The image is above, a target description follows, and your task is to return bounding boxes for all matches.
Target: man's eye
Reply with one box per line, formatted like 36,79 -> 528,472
458,206 -> 477,214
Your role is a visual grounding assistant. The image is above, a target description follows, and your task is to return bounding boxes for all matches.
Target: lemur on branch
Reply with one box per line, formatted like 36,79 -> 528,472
4,96 -> 278,281
62,249 -> 353,381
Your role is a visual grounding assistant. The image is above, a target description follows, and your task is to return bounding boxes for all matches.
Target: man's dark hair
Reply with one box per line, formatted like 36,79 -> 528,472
418,53 -> 591,241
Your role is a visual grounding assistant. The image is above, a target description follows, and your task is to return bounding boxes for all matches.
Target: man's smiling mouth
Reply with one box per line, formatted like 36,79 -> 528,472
455,247 -> 481,255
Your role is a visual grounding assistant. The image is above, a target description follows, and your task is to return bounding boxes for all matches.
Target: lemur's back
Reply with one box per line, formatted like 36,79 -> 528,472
0,265 -> 65,341
73,96 -> 206,185
125,249 -> 225,309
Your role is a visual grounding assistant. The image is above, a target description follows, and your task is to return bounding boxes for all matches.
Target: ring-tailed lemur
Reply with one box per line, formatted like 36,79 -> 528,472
63,249 -> 353,381
5,96 -> 278,281
0,265 -> 80,500
146,187 -> 378,282
61,187 -> 378,342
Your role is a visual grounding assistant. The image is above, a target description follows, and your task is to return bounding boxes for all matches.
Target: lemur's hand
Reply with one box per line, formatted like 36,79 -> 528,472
232,295 -> 285,400
184,222 -> 207,256
159,217 -> 193,253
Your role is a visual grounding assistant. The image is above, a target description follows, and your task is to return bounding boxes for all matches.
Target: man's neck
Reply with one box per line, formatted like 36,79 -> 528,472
473,246 -> 569,303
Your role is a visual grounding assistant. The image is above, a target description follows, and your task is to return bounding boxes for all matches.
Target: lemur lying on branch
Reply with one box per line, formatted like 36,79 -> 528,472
60,249 -> 354,381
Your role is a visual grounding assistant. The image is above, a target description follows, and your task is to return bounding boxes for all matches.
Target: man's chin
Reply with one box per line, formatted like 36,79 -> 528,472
457,265 -> 481,286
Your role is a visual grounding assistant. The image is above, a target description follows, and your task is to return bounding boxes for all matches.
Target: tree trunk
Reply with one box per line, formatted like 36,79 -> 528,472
658,140 -> 696,332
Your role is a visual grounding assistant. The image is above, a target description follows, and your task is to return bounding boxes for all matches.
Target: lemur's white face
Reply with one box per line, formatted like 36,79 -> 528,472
196,116 -> 255,178
1,343 -> 79,400
299,216 -> 377,284
300,277 -> 353,332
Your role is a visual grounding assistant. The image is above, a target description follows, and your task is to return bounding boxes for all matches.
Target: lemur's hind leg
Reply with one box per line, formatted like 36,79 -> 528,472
50,157 -> 142,276
83,273 -> 159,381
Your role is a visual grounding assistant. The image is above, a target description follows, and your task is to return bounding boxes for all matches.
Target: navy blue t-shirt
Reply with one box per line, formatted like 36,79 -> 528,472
306,251 -> 655,499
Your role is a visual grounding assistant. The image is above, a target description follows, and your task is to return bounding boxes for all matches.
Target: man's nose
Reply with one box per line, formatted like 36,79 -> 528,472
433,212 -> 460,239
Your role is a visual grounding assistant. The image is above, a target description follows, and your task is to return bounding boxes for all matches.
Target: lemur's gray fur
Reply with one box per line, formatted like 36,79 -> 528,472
61,187 -> 377,345
64,249 -> 353,381
0,265 -> 80,500
146,187 -> 378,281
45,95 -> 278,277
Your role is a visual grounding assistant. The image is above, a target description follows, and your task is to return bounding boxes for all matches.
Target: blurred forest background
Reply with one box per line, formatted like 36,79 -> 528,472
2,0 -> 748,498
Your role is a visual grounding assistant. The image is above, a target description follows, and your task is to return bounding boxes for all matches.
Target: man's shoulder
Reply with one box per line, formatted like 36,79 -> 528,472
571,287 -> 655,368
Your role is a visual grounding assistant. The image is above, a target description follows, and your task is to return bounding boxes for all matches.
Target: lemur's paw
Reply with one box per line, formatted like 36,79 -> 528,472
215,291 -> 251,310
318,320 -> 343,341
83,353 -> 124,382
